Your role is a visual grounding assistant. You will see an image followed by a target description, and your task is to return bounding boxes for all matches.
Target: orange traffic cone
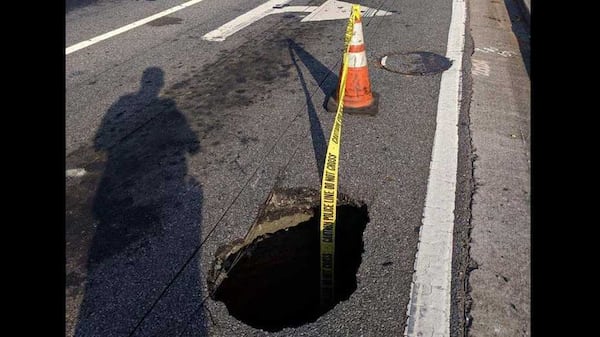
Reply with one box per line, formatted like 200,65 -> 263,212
326,12 -> 379,115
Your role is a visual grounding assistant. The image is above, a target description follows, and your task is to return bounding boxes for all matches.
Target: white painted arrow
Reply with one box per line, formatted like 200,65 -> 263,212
301,0 -> 393,22
202,0 -> 314,41
202,0 -> 394,42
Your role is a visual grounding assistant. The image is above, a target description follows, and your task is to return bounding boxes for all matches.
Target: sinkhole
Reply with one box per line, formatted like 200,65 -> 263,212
208,187 -> 369,331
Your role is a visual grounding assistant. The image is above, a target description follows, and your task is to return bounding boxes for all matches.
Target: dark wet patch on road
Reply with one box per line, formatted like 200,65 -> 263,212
161,22 -> 326,141
151,22 -> 338,177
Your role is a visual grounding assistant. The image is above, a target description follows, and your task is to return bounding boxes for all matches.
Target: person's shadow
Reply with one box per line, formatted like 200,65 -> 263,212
74,67 -> 208,336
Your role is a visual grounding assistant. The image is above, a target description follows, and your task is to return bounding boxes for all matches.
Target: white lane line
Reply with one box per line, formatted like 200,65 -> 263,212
66,0 -> 207,55
404,0 -> 466,336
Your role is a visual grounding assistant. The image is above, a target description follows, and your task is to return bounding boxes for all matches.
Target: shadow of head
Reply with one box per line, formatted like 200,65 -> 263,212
140,66 -> 165,98
93,67 -> 173,150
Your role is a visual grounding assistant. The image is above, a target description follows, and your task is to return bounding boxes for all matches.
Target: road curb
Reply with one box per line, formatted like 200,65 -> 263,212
466,0 -> 531,335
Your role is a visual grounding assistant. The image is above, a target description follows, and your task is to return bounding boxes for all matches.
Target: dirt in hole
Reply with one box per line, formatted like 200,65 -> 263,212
208,187 -> 369,332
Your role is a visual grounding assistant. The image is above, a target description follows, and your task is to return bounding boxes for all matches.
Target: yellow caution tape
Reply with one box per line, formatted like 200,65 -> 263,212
320,4 -> 362,306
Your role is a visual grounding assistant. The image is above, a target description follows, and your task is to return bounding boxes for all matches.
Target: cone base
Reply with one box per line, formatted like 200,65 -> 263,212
325,91 -> 380,116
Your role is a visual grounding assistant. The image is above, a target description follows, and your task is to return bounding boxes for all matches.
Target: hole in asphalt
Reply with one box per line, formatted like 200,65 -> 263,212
208,188 -> 369,331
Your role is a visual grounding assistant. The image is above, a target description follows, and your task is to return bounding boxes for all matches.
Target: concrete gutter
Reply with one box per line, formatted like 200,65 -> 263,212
515,0 -> 530,25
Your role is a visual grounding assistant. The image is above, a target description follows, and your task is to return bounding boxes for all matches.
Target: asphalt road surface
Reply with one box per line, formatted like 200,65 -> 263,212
65,0 -> 530,336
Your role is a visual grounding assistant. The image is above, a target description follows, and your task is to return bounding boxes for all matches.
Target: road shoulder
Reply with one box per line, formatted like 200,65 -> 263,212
466,0 -> 531,336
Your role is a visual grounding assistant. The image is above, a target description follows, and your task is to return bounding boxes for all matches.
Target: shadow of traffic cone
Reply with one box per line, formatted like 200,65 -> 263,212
325,12 -> 379,116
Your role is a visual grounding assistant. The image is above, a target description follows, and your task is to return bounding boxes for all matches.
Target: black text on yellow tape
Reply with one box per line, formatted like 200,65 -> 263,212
319,4 -> 361,306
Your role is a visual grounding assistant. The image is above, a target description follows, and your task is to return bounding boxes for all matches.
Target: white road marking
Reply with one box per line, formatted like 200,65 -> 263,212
301,0 -> 393,22
404,0 -> 466,336
66,168 -> 87,177
202,0 -> 393,42
472,59 -> 490,77
475,46 -> 516,57
66,0 -> 207,55
202,0 -> 315,41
